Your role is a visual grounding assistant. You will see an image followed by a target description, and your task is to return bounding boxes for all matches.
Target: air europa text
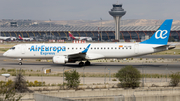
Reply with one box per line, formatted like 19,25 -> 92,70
30,45 -> 66,53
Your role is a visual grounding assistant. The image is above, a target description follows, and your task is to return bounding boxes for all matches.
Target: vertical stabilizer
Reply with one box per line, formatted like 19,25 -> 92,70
68,31 -> 76,40
140,19 -> 173,45
19,35 -> 23,40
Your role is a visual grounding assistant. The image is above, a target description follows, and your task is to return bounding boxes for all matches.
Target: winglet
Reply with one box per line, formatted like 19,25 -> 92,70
81,44 -> 91,54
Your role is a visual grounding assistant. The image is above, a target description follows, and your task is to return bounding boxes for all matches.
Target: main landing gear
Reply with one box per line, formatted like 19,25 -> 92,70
18,58 -> 23,65
79,62 -> 84,66
85,61 -> 90,66
78,61 -> 91,66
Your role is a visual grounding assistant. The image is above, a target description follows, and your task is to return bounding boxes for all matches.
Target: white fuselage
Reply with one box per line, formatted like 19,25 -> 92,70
3,43 -> 162,60
0,36 -> 16,41
19,38 -> 34,41
74,37 -> 92,41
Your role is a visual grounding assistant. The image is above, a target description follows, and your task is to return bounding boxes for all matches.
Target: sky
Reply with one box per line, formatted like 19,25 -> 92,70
0,0 -> 179,21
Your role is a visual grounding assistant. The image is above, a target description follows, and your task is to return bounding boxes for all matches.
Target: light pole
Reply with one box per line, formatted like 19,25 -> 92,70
83,66 -> 85,85
166,64 -> 168,82
142,62 -> 144,87
49,19 -> 51,40
104,66 -> 107,84
63,66 -> 66,89
0,27 -> 1,36
108,69 -> 111,81
98,27 -> 99,42
100,18 -> 102,41
41,67 -> 44,86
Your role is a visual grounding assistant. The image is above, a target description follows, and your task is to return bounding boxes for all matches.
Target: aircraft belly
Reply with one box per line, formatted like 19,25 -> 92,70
88,50 -> 135,59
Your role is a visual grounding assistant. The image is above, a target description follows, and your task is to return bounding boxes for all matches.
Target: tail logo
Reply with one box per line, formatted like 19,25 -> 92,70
155,30 -> 168,39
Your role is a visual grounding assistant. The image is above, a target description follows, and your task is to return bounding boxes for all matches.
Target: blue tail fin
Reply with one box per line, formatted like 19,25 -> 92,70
140,19 -> 173,45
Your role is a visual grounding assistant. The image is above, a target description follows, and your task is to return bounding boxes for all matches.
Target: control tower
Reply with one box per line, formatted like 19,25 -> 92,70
109,4 -> 126,41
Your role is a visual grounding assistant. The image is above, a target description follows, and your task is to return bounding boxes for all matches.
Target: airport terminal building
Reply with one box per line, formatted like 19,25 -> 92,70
0,25 -> 180,42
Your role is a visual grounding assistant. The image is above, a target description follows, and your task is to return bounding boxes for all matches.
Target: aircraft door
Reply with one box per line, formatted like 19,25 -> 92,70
21,44 -> 26,54
134,44 -> 139,54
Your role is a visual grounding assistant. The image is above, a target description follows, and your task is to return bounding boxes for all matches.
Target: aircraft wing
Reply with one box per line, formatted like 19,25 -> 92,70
63,44 -> 91,61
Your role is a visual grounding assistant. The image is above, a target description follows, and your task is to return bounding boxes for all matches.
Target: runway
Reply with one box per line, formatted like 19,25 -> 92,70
1,53 -> 180,74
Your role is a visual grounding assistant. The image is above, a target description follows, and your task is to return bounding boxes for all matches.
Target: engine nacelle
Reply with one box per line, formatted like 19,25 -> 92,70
53,56 -> 68,64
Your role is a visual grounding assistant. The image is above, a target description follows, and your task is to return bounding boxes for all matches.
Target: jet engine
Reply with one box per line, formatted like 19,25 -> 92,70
53,56 -> 68,64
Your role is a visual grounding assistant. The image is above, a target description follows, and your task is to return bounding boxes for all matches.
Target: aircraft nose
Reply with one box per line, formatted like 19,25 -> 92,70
3,52 -> 7,56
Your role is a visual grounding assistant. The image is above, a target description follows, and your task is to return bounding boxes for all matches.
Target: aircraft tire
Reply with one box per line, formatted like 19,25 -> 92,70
79,62 -> 84,67
19,62 -> 22,65
85,61 -> 90,66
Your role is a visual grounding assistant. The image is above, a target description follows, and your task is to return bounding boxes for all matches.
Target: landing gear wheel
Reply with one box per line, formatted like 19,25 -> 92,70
85,61 -> 91,66
79,62 -> 84,67
19,62 -> 22,65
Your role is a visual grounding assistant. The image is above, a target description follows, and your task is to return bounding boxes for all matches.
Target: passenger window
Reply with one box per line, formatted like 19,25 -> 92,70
115,48 -> 117,49
101,48 -> 103,49
107,48 -> 109,49
104,47 -> 106,49
119,47 -> 121,49
111,47 -> 113,49
97,48 -> 99,49
72,48 -> 74,50
91,48 -> 93,49
94,48 -> 96,49
80,48 -> 81,49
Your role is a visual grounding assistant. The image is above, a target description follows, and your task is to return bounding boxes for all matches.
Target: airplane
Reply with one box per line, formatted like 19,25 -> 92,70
0,36 -> 16,41
3,19 -> 175,66
18,35 -> 34,41
68,31 -> 92,41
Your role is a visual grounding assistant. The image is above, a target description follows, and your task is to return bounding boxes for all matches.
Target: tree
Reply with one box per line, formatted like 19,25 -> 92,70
115,65 -> 141,88
0,80 -> 22,101
14,70 -> 31,93
64,70 -> 80,89
170,72 -> 180,86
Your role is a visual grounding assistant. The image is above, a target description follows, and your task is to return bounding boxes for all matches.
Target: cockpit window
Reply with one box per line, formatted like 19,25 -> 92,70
10,47 -> 15,50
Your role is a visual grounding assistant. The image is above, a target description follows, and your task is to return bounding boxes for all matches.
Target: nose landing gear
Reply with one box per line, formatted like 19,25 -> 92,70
19,62 -> 22,65
18,58 -> 23,65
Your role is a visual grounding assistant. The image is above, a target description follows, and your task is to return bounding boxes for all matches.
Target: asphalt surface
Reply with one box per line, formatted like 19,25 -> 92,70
1,53 -> 180,74
138,55 -> 180,59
